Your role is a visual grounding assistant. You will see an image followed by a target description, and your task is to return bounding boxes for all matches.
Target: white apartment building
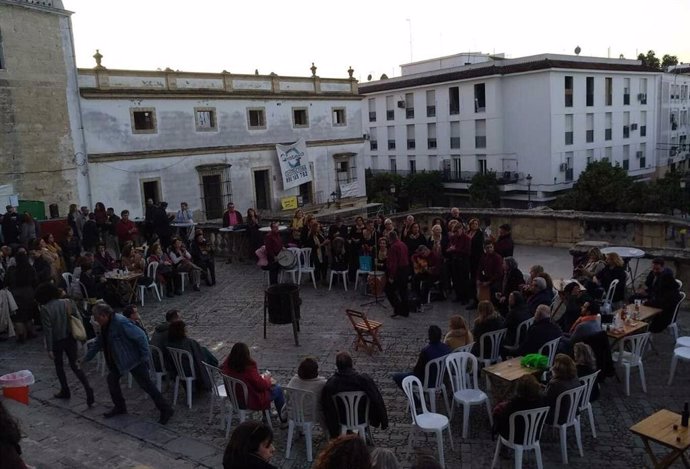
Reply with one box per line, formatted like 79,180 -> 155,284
658,66 -> 690,172
78,65 -> 365,219
359,52 -> 663,207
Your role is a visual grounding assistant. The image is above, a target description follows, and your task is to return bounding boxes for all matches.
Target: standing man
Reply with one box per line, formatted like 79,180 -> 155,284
477,241 -> 504,301
264,222 -> 283,285
222,202 -> 243,227
1,205 -> 20,246
154,202 -> 173,249
175,202 -> 193,241
115,210 -> 139,248
83,302 -> 174,424
386,231 -> 410,318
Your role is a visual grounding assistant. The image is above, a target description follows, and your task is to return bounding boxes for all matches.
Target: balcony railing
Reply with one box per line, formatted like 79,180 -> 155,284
407,139 -> 416,149
427,106 -> 436,117
368,112 -> 376,122
406,108 -> 415,119
386,110 -> 394,120
427,138 -> 437,149
450,137 -> 460,149
475,136 -> 487,148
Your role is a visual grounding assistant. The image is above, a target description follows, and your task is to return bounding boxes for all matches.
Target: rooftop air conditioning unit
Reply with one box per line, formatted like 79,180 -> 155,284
397,100 -> 406,108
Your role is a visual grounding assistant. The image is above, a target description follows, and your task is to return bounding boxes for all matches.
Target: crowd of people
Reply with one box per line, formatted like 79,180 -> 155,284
0,201 -> 685,468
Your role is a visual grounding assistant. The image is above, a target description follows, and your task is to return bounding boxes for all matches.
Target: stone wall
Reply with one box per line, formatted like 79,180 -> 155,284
0,2 -> 79,215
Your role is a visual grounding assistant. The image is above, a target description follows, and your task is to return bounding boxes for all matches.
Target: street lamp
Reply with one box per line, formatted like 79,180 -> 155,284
526,174 -> 533,209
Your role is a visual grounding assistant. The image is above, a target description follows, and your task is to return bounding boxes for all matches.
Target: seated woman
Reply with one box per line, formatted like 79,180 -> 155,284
223,421 -> 277,469
471,300 -> 506,357
286,357 -> 328,429
221,342 -> 286,422
190,232 -> 216,286
646,271 -> 683,333
574,248 -> 606,284
494,257 -> 525,315
545,354 -> 582,424
120,242 -> 145,273
148,242 -> 179,297
592,252 -> 626,305
94,243 -> 117,272
166,320 -> 217,391
443,314 -> 474,350
168,237 -> 202,291
492,374 -> 545,441
557,282 -> 588,332
573,342 -> 599,402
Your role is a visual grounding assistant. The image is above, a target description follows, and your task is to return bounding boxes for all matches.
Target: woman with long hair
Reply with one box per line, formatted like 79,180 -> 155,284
246,208 -> 262,254
573,342 -> 599,402
545,354 -> 581,424
471,300 -> 505,356
443,314 -> 474,350
223,421 -> 277,469
593,252 -> 627,304
148,242 -> 178,296
221,342 -> 286,421
60,226 -> 81,273
43,232 -> 66,276
466,217 -> 485,309
304,221 -> 328,283
313,434 -> 372,469
168,237 -> 203,291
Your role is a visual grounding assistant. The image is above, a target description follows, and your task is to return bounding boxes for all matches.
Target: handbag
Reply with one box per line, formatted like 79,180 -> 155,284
65,299 -> 87,342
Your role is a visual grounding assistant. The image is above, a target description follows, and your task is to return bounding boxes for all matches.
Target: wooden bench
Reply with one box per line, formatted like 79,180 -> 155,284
345,309 -> 383,354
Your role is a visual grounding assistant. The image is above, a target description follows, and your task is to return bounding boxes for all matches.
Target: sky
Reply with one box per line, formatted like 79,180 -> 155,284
63,0 -> 690,81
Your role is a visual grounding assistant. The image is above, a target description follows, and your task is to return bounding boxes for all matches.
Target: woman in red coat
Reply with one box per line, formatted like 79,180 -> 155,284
221,343 -> 286,420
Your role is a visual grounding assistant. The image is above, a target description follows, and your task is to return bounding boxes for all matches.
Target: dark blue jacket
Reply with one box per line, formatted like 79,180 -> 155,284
413,341 -> 452,381
85,313 -> 150,374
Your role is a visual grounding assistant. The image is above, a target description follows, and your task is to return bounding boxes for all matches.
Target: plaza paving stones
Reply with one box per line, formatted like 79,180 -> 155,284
1,245 -> 688,468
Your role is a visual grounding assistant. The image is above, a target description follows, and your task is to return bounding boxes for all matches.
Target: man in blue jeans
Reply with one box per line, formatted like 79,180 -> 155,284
392,325 -> 451,390
82,302 -> 174,424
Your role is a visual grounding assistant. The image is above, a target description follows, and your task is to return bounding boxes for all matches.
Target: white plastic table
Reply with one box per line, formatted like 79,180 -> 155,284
259,225 -> 288,232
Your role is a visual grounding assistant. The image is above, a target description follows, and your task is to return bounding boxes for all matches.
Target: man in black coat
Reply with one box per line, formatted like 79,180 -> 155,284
153,202 -> 173,249
321,351 -> 388,439
1,205 -> 20,246
517,304 -> 563,356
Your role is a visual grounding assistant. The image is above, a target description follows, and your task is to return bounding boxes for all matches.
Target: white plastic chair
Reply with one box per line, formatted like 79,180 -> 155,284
453,342 -> 475,353
676,279 -> 683,289
297,247 -> 317,289
285,387 -> 317,462
281,247 -> 302,284
479,328 -> 507,388
332,391 -> 369,438
550,384 -> 587,464
667,292 -> 686,341
149,344 -> 167,392
422,355 -> 450,415
676,336 -> 690,348
354,269 -> 370,293
221,374 -> 273,437
139,261 -> 162,306
491,406 -> 551,469
85,337 -> 105,376
539,337 -> 561,368
202,362 -> 228,427
178,271 -> 189,292
329,269 -> 348,291
578,370 -> 600,438
401,375 -> 454,468
667,346 -> 690,385
446,352 -> 492,438
611,331 -> 650,396
167,346 -> 197,409
62,272 -> 73,290
504,317 -> 534,354
604,278 -> 619,304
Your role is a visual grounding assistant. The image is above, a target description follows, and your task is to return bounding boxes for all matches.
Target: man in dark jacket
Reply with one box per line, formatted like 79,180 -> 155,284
392,325 -> 451,389
527,277 -> 554,315
321,351 -> 388,439
634,258 -> 674,303
385,231 -> 410,318
517,304 -> 563,356
153,202 -> 173,249
83,302 -> 173,424
493,224 -> 514,258
1,206 -> 20,246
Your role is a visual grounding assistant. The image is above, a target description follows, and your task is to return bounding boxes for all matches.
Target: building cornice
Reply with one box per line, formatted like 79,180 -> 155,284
79,88 -> 363,101
88,137 -> 365,162
359,58 -> 660,94
0,0 -> 71,16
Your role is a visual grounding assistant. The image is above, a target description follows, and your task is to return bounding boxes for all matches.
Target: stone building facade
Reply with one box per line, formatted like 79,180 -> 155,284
0,0 -> 88,214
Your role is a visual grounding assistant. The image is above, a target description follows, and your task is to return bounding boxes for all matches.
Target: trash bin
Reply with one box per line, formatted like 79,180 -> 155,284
0,370 -> 35,405
265,284 -> 301,325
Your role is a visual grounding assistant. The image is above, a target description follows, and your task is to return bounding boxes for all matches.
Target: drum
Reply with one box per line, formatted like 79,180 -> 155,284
477,284 -> 491,302
276,249 -> 297,269
367,271 -> 386,296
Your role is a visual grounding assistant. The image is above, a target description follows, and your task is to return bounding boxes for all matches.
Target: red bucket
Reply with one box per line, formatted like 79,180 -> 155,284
2,385 -> 29,405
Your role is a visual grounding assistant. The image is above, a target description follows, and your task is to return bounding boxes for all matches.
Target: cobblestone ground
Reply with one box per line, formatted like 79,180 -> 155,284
1,245 -> 688,469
